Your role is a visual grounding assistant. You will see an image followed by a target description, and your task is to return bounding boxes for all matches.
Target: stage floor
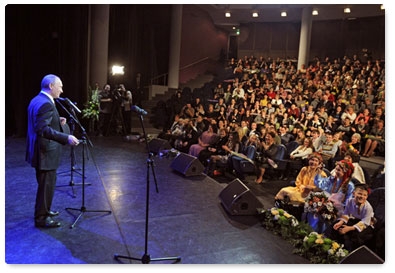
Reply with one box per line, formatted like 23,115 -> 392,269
4,136 -> 316,264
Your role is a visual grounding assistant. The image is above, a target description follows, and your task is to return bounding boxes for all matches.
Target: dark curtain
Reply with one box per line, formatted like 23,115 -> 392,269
5,4 -> 89,137
108,4 -> 171,91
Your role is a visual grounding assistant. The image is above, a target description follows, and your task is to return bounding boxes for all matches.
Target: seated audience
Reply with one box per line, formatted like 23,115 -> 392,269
275,153 -> 327,204
206,130 -> 240,176
363,119 -> 385,157
324,183 -> 374,252
230,133 -> 260,181
255,131 -> 278,184
189,124 -> 218,157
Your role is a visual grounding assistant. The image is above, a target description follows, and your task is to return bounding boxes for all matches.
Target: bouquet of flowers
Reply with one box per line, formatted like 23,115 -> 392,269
260,207 -> 307,241
259,207 -> 349,263
294,232 -> 349,263
82,86 -> 100,121
304,191 -> 338,221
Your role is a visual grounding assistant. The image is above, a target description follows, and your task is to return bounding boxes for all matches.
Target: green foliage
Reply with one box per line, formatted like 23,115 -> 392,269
82,86 -> 100,121
260,207 -> 349,264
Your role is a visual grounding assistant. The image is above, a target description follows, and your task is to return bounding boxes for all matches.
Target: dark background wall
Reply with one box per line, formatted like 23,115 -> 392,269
237,16 -> 385,61
107,4 -> 171,89
179,4 -> 228,84
5,4 -> 90,137
5,4 -> 385,137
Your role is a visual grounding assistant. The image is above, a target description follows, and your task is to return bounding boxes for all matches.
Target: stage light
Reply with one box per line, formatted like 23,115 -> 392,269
225,12 -> 231,18
380,4 -> 384,10
252,12 -> 258,18
281,11 -> 287,17
112,65 -> 124,76
344,8 -> 351,14
312,9 -> 318,16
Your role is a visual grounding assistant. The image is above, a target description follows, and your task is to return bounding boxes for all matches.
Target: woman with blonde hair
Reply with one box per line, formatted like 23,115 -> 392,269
275,153 -> 327,204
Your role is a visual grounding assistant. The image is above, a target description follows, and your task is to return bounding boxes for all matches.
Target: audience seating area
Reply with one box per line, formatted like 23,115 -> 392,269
151,54 -> 385,261
153,54 -> 384,182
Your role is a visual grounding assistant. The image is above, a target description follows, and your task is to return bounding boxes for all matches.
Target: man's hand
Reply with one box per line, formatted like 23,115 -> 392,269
68,135 -> 80,146
60,117 -> 67,126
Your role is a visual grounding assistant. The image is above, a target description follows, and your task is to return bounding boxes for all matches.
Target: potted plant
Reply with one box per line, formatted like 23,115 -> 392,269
82,86 -> 100,134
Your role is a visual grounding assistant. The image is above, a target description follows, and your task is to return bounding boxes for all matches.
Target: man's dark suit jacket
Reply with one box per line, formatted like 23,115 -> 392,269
26,92 -> 69,170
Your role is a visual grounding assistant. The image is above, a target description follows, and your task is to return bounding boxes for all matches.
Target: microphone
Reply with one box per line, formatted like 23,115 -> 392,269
57,97 -> 81,114
131,105 -> 148,115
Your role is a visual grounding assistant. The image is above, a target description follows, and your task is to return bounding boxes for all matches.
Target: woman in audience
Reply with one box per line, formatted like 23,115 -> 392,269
293,127 -> 306,145
303,159 -> 355,233
363,119 -> 385,157
230,133 -> 260,181
354,108 -> 371,125
323,115 -> 338,134
188,124 -> 218,157
330,152 -> 366,184
206,130 -> 239,176
255,131 -> 278,184
289,137 -> 314,161
314,159 -> 356,216
275,153 -> 326,203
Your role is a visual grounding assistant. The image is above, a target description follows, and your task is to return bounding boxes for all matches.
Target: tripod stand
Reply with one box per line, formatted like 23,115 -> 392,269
57,114 -> 91,197
114,112 -> 181,264
106,90 -> 126,136
55,103 -> 90,198
54,101 -> 111,228
66,132 -> 112,228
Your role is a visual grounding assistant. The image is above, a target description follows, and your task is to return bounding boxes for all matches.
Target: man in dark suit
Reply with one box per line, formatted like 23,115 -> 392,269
26,74 -> 80,228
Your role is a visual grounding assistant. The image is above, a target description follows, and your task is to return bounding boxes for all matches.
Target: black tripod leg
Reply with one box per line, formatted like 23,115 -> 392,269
106,107 -> 117,136
65,137 -> 111,229
113,114 -> 181,264
114,253 -> 181,264
66,207 -> 84,229
57,145 -> 90,198
150,256 -> 182,263
66,207 -> 112,229
149,159 -> 159,193
113,254 -> 142,263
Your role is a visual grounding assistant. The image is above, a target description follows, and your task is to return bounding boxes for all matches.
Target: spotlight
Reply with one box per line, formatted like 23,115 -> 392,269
112,65 -> 124,76
281,11 -> 287,17
312,9 -> 318,16
252,12 -> 258,18
225,12 -> 231,18
344,8 -> 351,14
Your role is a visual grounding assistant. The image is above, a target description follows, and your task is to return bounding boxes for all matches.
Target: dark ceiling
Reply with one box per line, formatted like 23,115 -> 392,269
196,4 -> 385,32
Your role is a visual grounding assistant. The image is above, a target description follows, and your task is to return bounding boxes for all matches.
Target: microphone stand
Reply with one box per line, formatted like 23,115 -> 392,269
114,112 -> 181,264
56,100 -> 90,198
59,100 -> 111,228
66,133 -> 111,228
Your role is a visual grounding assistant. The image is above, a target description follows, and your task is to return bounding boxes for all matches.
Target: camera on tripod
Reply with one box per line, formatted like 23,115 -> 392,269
107,84 -> 128,135
112,85 -> 124,102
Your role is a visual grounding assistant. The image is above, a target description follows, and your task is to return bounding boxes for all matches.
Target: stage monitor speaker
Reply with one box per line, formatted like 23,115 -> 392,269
339,245 -> 384,264
219,179 -> 263,216
148,138 -> 171,154
170,152 -> 204,177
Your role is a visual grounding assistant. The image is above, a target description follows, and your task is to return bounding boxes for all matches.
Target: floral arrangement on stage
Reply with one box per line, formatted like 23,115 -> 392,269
82,86 -> 100,133
294,232 -> 349,264
259,207 -> 311,242
82,86 -> 100,121
304,191 -> 338,221
258,207 -> 348,264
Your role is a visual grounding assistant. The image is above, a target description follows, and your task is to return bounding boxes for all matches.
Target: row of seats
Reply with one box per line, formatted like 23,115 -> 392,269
210,143 -> 289,180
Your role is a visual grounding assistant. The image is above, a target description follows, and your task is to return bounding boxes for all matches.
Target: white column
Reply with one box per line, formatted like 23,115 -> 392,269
168,4 -> 183,90
89,4 -> 110,88
297,7 -> 313,70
